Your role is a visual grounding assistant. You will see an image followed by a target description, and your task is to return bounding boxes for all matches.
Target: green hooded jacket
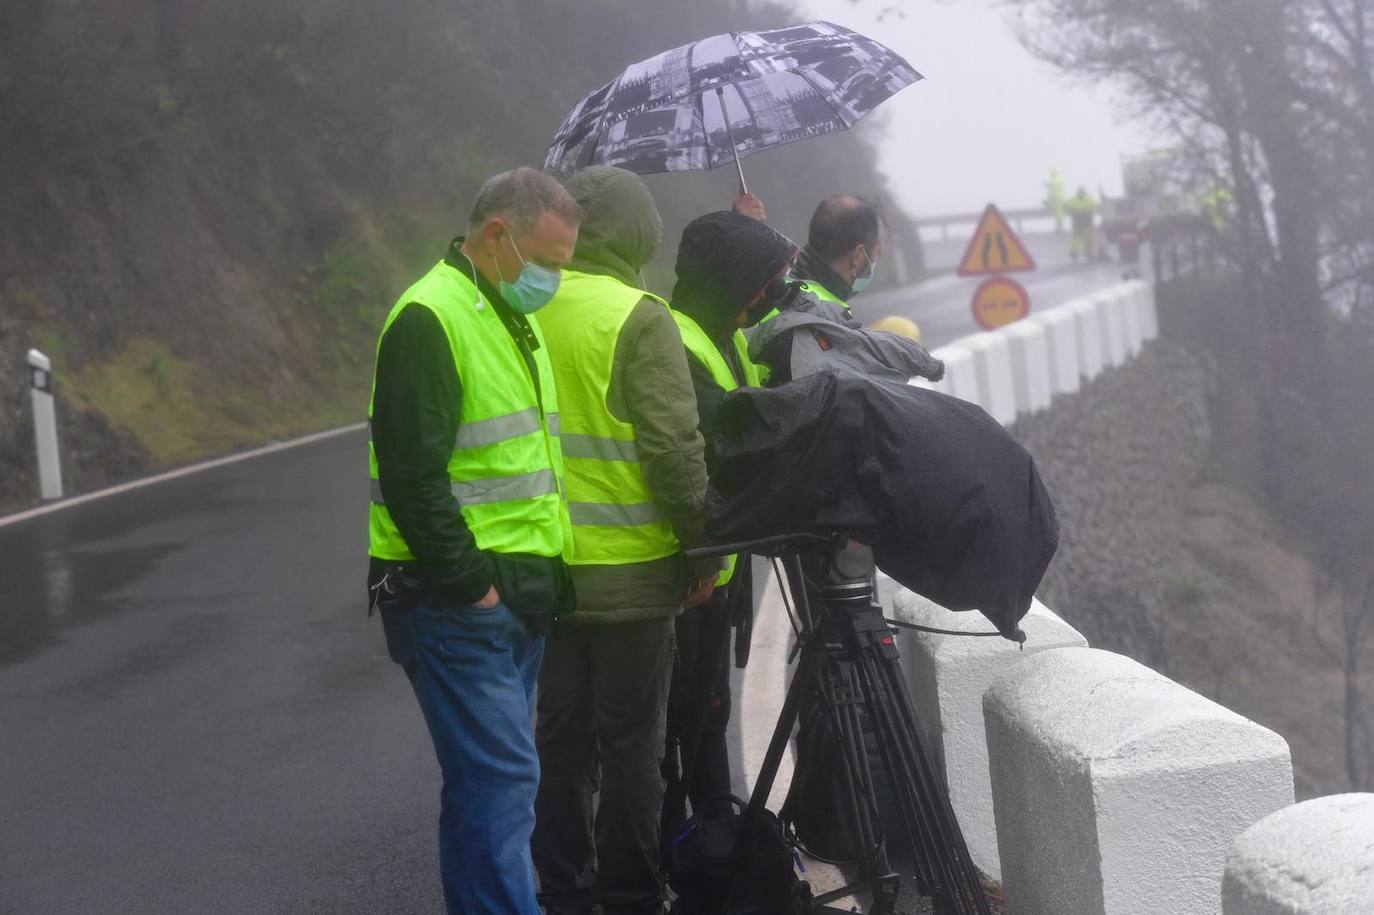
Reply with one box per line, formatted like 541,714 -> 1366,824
554,166 -> 721,624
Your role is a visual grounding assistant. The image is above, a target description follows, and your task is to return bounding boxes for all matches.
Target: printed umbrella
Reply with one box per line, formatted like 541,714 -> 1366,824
543,21 -> 921,193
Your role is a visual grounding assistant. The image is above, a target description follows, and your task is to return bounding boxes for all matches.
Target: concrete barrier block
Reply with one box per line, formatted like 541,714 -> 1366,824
931,344 -> 976,402
960,332 -> 1017,426
998,320 -> 1052,416
1067,297 -> 1105,380
1223,794 -> 1374,914
1027,306 -> 1080,398
984,647 -> 1294,915
1118,281 -> 1145,358
894,591 -> 1087,880
1097,287 -> 1130,367
908,374 -> 945,394
1137,282 -> 1160,342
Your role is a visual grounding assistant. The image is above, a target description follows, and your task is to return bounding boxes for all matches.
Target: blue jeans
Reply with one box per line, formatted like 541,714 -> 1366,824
382,597 -> 545,915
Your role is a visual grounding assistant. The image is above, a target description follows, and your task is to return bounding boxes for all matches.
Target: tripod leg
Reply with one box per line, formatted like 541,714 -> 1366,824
744,618 -> 823,823
829,657 -> 901,915
830,656 -> 891,871
846,610 -> 993,915
876,654 -> 991,915
846,632 -> 945,897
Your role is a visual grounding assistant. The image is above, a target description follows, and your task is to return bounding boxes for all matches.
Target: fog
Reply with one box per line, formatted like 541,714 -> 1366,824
802,0 -> 1157,216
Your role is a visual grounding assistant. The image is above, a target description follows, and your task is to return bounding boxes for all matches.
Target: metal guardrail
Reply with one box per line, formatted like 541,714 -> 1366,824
914,206 -> 1057,239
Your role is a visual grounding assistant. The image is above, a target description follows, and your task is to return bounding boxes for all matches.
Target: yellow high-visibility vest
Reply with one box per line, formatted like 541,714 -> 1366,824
672,309 -> 760,586
536,270 -> 681,565
368,260 -> 570,562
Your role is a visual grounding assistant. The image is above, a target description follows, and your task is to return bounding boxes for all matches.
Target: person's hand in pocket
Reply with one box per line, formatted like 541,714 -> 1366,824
474,585 -> 501,609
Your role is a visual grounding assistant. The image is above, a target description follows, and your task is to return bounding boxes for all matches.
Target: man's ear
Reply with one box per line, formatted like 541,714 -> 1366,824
474,217 -> 504,254
843,244 -> 861,277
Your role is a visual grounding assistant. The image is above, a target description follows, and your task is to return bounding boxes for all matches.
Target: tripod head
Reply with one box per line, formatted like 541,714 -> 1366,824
686,533 -> 1027,644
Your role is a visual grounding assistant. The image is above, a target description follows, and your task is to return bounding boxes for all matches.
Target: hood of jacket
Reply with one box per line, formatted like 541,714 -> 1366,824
564,166 -> 662,287
747,290 -> 945,384
670,210 -> 797,341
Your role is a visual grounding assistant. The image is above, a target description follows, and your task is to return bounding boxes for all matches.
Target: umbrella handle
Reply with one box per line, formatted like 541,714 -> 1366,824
715,86 -> 748,196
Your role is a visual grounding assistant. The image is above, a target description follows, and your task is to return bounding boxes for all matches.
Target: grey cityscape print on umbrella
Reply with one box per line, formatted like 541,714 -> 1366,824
544,21 -> 922,176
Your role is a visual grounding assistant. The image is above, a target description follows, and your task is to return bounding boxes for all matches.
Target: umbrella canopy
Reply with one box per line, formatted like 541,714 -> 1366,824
544,21 -> 921,180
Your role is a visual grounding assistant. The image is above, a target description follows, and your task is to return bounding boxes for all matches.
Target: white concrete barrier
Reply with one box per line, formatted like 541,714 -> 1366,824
1027,306 -> 1080,398
984,647 -> 1294,915
998,320 -> 1052,417
909,352 -> 952,395
894,592 -> 1087,880
1067,297 -> 1105,380
1097,287 -> 1129,368
931,343 -> 977,402
1223,794 -> 1374,914
1136,282 -> 1160,342
961,332 -> 1017,426
1119,281 -> 1144,358
909,374 -> 945,394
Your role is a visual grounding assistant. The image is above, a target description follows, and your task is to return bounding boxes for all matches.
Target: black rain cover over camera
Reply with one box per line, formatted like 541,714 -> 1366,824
703,370 -> 1058,635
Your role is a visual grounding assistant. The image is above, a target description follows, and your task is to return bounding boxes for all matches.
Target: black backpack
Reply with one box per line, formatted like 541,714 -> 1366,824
665,795 -> 812,915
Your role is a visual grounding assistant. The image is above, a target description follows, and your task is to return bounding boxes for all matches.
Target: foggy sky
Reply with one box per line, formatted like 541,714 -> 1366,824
800,0 -> 1156,218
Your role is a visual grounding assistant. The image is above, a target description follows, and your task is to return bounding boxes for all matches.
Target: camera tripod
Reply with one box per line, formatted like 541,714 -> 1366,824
684,532 -> 997,915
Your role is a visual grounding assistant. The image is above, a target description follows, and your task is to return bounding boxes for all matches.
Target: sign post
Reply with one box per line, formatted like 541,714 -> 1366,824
27,348 -> 64,502
957,204 -> 1037,331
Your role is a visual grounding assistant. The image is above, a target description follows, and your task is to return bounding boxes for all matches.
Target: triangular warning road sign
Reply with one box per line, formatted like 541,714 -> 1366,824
956,204 -> 1037,277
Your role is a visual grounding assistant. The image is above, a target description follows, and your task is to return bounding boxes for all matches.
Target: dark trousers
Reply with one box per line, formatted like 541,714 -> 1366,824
532,616 -> 675,915
661,591 -> 735,843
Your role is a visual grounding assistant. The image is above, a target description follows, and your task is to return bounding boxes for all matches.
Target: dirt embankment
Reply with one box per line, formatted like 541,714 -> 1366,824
1014,305 -> 1368,797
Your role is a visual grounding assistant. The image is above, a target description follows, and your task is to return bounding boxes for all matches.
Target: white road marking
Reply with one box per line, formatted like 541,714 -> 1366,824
0,423 -> 366,529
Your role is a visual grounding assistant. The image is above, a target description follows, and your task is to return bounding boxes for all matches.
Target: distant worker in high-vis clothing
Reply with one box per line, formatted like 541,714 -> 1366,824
1045,167 -> 1066,233
1066,185 -> 1099,262
366,167 -> 579,915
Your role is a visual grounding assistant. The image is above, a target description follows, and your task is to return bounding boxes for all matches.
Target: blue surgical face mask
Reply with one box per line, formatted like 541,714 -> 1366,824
851,247 -> 877,294
495,227 -> 561,314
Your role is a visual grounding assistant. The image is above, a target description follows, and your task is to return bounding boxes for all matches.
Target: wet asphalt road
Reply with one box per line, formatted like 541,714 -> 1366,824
857,231 -> 1132,349
0,253 -> 1121,913
0,431 -> 444,913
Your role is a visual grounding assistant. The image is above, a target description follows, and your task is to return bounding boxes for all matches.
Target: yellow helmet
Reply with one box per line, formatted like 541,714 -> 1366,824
870,315 -> 922,344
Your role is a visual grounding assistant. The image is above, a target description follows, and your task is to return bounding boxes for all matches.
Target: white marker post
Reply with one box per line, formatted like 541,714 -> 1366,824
27,349 -> 64,501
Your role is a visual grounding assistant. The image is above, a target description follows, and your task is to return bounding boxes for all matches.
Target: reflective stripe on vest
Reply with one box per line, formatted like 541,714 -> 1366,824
367,260 -> 571,562
535,270 -> 680,566
454,406 -> 542,449
568,500 -> 664,526
560,433 -> 639,462
371,469 -> 558,507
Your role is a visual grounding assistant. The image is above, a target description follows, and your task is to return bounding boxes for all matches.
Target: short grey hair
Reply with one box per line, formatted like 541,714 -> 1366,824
468,167 -> 580,236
